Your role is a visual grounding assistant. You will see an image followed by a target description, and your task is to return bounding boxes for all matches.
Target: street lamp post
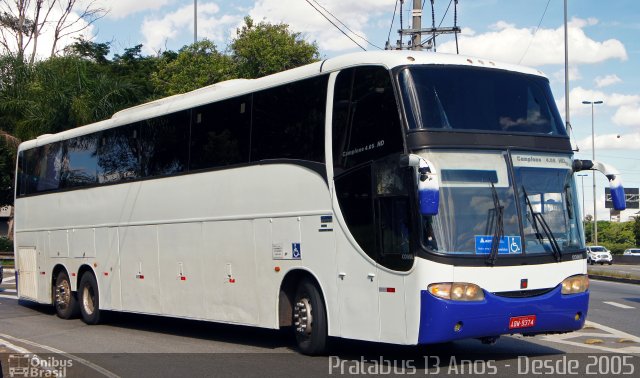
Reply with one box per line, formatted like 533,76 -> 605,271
582,100 -> 604,244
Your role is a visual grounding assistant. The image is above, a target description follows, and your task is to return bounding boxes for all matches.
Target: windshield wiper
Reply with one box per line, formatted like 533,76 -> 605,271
523,187 -> 562,262
486,183 -> 504,266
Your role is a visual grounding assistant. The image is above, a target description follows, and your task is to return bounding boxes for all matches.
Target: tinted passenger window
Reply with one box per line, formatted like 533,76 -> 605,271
332,67 -> 404,172
251,76 -> 327,162
62,134 -> 98,188
140,111 -> 190,177
31,142 -> 64,193
19,146 -> 62,195
190,95 -> 250,170
97,124 -> 140,183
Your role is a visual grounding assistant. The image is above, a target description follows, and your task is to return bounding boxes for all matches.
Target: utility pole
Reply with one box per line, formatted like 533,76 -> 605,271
395,0 -> 460,51
412,0 -> 422,50
194,0 -> 198,44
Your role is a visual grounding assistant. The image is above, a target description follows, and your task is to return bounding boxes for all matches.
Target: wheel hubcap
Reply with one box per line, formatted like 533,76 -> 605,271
83,286 -> 94,315
293,298 -> 313,335
55,280 -> 71,308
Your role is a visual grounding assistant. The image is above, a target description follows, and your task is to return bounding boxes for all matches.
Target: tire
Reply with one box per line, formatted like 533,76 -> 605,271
608,262 -> 612,265
293,278 -> 328,355
78,272 -> 101,325
54,271 -> 79,319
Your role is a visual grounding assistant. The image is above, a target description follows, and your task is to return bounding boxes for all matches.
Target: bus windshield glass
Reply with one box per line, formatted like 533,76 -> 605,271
399,66 -> 566,136
421,152 -> 584,258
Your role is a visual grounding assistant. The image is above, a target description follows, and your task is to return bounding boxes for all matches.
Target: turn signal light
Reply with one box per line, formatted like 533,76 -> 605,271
561,275 -> 589,294
428,282 -> 485,301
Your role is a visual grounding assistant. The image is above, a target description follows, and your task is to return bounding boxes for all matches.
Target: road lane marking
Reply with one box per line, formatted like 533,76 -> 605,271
0,338 -> 32,354
603,301 -> 636,309
0,288 -> 17,293
0,333 -> 120,378
0,294 -> 17,299
542,320 -> 640,354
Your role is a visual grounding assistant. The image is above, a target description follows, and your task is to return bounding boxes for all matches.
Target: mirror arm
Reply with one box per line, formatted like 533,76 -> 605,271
573,159 -> 626,211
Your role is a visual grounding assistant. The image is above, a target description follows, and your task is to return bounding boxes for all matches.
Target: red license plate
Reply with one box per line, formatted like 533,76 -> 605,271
509,315 -> 536,329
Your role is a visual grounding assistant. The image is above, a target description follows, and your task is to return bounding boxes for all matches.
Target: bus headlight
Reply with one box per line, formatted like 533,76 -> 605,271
428,283 -> 485,301
561,275 -> 589,294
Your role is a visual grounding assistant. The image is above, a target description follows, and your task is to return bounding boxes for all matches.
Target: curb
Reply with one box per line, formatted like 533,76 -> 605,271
588,274 -> 640,285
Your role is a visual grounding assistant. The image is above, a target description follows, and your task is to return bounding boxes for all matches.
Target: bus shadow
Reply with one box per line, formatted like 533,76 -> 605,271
96,310 -> 566,362
13,301 -> 567,363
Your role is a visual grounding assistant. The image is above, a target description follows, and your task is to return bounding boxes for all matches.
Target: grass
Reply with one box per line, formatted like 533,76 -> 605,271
1,258 -> 14,267
588,268 -> 639,280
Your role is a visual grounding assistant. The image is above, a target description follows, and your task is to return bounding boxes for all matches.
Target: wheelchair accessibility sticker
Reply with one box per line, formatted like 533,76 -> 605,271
292,243 -> 301,259
475,236 -> 522,255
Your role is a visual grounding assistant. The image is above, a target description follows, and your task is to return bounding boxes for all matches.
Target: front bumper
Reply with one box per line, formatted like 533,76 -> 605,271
418,285 -> 588,344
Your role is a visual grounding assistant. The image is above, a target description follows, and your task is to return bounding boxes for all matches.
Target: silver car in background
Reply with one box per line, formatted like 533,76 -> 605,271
623,248 -> 640,256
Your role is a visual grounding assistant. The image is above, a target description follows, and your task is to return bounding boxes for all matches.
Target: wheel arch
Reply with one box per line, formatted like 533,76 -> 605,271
278,268 -> 328,328
51,264 -> 71,302
77,264 -> 99,293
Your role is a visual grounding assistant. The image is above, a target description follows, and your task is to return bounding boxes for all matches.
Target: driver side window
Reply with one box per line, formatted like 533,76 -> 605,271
332,66 -> 412,271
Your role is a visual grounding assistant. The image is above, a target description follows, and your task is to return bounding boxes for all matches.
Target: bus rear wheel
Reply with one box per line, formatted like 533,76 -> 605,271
79,272 -> 101,325
293,279 -> 327,355
54,271 -> 79,319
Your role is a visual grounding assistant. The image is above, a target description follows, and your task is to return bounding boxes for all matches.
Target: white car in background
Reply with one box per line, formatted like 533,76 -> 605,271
586,246 -> 613,265
623,248 -> 640,256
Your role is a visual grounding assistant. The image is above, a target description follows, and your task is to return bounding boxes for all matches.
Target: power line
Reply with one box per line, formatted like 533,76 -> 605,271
307,0 -> 381,50
311,0 -> 383,49
518,0 -> 552,64
421,0 -> 453,46
305,0 -> 366,51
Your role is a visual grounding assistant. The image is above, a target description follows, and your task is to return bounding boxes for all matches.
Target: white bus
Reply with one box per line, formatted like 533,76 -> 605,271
13,51 -> 626,354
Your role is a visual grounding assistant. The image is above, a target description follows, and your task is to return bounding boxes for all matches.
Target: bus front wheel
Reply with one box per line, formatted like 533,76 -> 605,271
293,278 -> 328,355
54,271 -> 79,319
79,272 -> 101,325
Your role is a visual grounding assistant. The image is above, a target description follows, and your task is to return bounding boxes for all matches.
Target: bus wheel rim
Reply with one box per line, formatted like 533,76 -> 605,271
56,280 -> 71,308
294,298 -> 313,336
83,286 -> 94,315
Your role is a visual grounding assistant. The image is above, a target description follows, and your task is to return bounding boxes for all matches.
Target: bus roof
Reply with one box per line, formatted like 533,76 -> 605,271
18,50 -> 547,151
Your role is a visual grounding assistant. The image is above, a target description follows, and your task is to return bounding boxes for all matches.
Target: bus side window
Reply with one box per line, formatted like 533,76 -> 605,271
18,150 -> 37,196
98,124 -> 141,183
251,76 -> 327,163
190,95 -> 251,171
140,110 -> 190,177
34,142 -> 63,193
332,66 -> 404,172
62,134 -> 99,188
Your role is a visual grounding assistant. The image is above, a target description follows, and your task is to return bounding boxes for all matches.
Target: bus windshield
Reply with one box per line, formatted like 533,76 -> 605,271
398,66 -> 566,136
421,151 -> 584,258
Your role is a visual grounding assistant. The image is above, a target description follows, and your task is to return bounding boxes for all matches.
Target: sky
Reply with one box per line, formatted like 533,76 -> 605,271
6,0 -> 640,222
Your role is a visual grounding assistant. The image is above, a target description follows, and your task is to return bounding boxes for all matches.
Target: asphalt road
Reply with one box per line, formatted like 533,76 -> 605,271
1,273 -> 640,377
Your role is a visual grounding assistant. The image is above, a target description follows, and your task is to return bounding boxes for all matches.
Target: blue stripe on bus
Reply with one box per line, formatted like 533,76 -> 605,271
417,285 -> 588,344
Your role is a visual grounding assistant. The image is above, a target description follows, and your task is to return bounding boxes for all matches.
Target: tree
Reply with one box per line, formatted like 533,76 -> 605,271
0,0 -> 105,64
64,36 -> 110,64
230,16 -> 319,79
633,216 -> 640,246
152,40 -> 235,96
